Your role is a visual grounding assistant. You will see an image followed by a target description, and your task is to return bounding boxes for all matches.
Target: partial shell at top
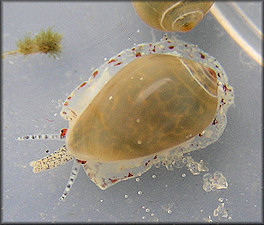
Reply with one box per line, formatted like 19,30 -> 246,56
133,1 -> 214,32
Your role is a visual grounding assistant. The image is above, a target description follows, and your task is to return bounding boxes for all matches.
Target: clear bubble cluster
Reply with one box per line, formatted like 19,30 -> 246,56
203,171 -> 228,192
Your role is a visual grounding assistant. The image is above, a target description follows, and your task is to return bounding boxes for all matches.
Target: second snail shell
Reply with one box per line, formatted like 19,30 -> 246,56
132,1 -> 214,32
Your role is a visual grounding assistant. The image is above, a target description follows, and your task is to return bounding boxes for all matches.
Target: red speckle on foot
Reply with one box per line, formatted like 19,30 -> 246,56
200,53 -> 205,59
135,52 -> 141,57
67,96 -> 71,100
223,84 -> 232,92
60,128 -> 68,138
78,82 -> 87,90
92,70 -> 98,78
145,160 -> 151,166
132,47 -> 136,51
168,46 -> 174,49
212,118 -> 218,125
108,59 -> 117,64
153,155 -> 157,159
64,102 -> 68,106
114,62 -> 122,66
62,111 -> 67,115
128,173 -> 133,177
76,159 -> 87,164
109,178 -> 118,184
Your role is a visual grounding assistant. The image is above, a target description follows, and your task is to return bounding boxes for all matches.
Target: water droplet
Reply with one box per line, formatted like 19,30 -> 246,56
124,195 -> 128,198
152,175 -> 156,179
108,96 -> 113,100
167,210 -> 172,214
100,199 -> 103,202
131,76 -> 134,80
181,173 -> 186,178
140,77 -> 143,80
136,118 -> 140,123
54,113 -> 57,117
150,213 -> 154,216
104,57 -> 107,61
142,216 -> 145,219
136,178 -> 140,182
137,29 -> 140,33
137,140 -> 142,145
137,191 -> 142,195
142,206 -> 145,209
8,60 -> 14,65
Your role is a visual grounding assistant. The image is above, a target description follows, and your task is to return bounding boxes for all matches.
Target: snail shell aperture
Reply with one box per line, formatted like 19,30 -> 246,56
133,1 -> 214,32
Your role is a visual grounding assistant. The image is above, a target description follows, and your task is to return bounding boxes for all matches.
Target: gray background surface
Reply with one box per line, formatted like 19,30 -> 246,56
2,2 -> 262,223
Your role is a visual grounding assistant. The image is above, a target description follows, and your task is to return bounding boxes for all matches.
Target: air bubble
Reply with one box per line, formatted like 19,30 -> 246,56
181,173 -> 186,178
146,208 -> 150,212
152,175 -> 156,179
137,29 -> 140,33
140,77 -> 144,80
108,96 -> 113,100
137,191 -> 143,195
168,210 -> 172,214
136,119 -> 140,123
136,178 -> 140,182
124,195 -> 128,198
137,140 -> 142,145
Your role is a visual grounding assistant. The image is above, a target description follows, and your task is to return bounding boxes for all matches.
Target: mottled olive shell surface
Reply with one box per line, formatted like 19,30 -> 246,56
67,54 -> 218,162
60,36 -> 234,189
133,1 -> 214,32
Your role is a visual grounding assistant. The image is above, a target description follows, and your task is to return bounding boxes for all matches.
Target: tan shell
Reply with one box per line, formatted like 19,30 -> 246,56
133,1 -> 214,32
66,54 -> 218,162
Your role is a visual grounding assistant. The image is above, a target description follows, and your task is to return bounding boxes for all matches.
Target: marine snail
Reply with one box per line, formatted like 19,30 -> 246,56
17,36 -> 234,200
133,1 -> 214,32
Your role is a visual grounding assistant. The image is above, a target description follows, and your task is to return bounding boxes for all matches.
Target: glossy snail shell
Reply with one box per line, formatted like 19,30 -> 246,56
132,1 -> 214,32
66,54 -> 218,162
